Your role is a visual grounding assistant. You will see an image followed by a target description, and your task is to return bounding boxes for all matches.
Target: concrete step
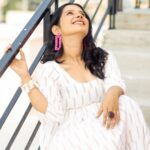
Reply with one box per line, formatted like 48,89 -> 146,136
101,44 -> 150,53
140,106 -> 150,127
125,77 -> 150,102
102,29 -> 150,48
110,50 -> 150,76
116,9 -> 150,30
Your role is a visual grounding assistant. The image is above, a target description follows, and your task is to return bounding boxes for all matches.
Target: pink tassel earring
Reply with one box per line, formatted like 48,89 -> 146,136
55,34 -> 62,51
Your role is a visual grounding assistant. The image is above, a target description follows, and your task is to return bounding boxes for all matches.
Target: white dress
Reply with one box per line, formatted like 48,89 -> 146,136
34,52 -> 150,150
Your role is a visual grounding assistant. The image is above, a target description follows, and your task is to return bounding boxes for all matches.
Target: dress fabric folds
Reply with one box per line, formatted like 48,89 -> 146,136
34,52 -> 150,150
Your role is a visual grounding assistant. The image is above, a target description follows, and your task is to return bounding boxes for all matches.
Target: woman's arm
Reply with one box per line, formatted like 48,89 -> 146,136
6,45 -> 48,113
21,74 -> 48,113
97,51 -> 125,129
105,86 -> 124,99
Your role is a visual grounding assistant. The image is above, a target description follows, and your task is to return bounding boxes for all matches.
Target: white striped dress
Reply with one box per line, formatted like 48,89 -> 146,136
34,52 -> 150,150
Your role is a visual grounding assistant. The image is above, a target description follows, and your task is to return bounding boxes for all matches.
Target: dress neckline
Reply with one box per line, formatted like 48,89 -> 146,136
52,61 -> 99,85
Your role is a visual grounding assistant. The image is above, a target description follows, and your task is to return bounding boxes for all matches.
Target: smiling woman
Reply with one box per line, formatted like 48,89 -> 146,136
5,2 -> 150,150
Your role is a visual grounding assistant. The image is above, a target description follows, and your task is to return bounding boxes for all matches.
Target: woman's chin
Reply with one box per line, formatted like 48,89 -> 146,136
67,28 -> 88,36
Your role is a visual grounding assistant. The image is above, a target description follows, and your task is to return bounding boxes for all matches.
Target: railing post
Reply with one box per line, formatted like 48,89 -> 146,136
117,0 -> 123,11
55,0 -> 59,9
44,10 -> 51,44
135,0 -> 141,8
149,0 -> 150,8
69,0 -> 75,3
43,0 -> 59,44
109,0 -> 117,29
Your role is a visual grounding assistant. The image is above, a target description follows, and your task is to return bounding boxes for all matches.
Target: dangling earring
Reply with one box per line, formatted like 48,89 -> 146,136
55,33 -> 62,51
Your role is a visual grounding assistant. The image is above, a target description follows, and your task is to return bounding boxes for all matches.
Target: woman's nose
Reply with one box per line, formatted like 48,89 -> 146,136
76,14 -> 83,18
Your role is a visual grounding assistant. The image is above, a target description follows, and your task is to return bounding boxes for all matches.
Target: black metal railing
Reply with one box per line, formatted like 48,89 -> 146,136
117,0 -> 123,11
116,0 -> 150,11
135,0 -> 150,8
0,0 -> 117,149
135,0 -> 141,8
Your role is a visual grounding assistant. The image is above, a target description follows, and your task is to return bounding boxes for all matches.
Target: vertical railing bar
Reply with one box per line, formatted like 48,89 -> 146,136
5,104 -> 32,150
83,0 -> 89,9
109,15 -> 112,29
113,14 -> 116,29
69,0 -> 75,3
119,0 -> 123,11
55,0 -> 59,10
43,10 -> 51,44
94,6 -> 111,41
108,0 -> 116,29
28,45 -> 47,74
135,0 -> 140,8
117,0 -> 123,11
0,45 -> 47,129
112,0 -> 116,29
25,121 -> 41,150
91,0 -> 103,22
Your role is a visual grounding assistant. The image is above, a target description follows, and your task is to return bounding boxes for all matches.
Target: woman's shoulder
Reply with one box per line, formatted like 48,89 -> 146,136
34,60 -> 59,80
42,60 -> 55,68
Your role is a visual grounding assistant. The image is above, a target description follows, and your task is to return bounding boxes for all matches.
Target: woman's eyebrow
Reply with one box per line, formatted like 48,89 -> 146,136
64,9 -> 85,14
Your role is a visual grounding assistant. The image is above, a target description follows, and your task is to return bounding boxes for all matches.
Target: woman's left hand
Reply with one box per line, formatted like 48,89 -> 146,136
97,87 -> 122,129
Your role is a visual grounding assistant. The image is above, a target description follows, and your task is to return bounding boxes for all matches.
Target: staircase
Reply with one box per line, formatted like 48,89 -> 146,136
101,8 -> 150,127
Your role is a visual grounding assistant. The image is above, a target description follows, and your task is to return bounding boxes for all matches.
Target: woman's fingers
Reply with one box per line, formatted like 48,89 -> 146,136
102,110 -> 108,126
4,44 -> 12,53
97,100 -> 120,129
101,109 -> 120,129
108,111 -> 120,129
110,118 -> 116,128
116,111 -> 120,124
110,111 -> 117,128
106,117 -> 111,128
19,48 -> 26,60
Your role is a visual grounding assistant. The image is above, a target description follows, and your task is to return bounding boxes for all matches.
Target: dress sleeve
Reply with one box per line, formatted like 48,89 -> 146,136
34,63 -> 64,125
104,51 -> 126,93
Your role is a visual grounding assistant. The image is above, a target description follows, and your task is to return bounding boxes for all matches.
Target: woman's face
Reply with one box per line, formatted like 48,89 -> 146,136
58,5 -> 89,38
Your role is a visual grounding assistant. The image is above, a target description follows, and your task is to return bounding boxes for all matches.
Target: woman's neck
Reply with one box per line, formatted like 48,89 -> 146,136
61,35 -> 84,64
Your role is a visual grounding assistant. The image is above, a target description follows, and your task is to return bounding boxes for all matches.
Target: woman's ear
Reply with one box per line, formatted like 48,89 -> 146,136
51,25 -> 61,35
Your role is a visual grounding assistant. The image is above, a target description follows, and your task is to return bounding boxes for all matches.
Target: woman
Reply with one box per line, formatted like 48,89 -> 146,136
6,3 -> 150,150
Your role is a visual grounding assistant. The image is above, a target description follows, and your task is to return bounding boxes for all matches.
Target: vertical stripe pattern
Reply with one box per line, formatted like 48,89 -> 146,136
34,61 -> 150,150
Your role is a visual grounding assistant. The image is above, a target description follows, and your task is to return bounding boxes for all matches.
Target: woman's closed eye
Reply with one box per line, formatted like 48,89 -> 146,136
66,11 -> 86,17
66,11 -> 74,15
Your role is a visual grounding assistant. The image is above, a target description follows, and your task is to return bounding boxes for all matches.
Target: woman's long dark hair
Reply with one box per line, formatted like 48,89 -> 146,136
41,3 -> 108,79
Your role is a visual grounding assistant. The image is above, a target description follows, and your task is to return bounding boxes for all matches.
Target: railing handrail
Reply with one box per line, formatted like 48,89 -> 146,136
0,0 -> 116,149
0,0 -> 55,78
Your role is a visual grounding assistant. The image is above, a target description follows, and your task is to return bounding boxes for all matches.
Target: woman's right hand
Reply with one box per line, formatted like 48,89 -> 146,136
5,44 -> 31,82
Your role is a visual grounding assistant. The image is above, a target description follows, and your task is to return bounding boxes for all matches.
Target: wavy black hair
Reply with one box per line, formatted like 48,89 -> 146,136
41,3 -> 108,79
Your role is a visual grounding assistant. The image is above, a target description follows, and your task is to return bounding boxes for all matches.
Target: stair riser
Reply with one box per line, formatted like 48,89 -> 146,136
102,45 -> 150,52
125,78 -> 150,96
102,30 -> 150,47
122,76 -> 150,98
103,37 -> 150,47
116,12 -> 150,30
114,53 -> 150,72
